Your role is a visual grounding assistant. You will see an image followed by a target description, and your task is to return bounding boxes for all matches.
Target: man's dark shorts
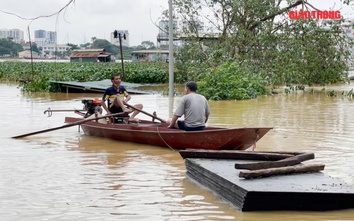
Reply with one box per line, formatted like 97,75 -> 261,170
177,120 -> 205,131
109,106 -> 130,117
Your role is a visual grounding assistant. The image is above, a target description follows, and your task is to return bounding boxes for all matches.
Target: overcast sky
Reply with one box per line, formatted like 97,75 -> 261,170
0,0 -> 353,47
0,0 -> 168,46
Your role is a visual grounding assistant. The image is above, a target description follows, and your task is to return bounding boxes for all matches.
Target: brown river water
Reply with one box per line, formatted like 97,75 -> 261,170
1,83 -> 354,221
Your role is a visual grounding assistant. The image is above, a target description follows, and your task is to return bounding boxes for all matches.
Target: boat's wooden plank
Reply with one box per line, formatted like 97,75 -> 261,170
235,153 -> 315,170
179,149 -> 294,160
239,164 -> 325,179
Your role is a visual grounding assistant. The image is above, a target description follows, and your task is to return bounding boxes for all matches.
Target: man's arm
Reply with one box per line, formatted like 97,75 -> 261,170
205,99 -> 211,123
168,115 -> 179,129
101,92 -> 110,114
123,94 -> 131,104
101,99 -> 110,114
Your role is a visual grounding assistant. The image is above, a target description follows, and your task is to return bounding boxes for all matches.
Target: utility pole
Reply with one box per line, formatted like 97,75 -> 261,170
114,30 -> 126,81
28,26 -> 34,81
168,0 -> 174,98
167,0 -> 175,118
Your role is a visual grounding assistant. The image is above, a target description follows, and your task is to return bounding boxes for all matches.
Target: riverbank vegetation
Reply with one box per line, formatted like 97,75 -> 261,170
0,61 -> 174,91
172,0 -> 352,98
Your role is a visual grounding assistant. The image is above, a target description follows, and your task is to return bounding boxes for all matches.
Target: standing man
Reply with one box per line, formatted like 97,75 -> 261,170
168,81 -> 210,131
101,73 -> 143,122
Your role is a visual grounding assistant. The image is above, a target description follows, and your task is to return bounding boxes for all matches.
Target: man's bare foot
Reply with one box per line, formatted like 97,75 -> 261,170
128,118 -> 140,123
123,108 -> 133,113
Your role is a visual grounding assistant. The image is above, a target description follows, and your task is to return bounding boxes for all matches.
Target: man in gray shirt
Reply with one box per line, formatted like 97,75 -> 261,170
167,81 -> 211,131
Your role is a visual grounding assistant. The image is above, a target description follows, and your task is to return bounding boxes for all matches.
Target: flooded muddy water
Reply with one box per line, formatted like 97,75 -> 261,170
1,83 -> 354,220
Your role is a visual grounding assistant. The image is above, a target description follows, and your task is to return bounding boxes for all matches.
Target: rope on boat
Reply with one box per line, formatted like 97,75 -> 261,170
156,126 -> 175,151
252,129 -> 260,151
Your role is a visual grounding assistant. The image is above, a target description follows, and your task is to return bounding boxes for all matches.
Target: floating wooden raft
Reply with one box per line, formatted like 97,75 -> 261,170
180,149 -> 324,179
179,149 -> 354,211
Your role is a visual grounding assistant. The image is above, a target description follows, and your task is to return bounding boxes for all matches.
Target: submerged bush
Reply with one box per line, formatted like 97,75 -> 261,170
198,62 -> 270,100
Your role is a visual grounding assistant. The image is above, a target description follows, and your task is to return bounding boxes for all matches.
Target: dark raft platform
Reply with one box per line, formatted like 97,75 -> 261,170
183,155 -> 354,211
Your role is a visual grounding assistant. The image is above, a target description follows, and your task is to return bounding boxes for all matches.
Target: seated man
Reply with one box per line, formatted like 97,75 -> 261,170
168,81 -> 210,131
101,73 -> 143,123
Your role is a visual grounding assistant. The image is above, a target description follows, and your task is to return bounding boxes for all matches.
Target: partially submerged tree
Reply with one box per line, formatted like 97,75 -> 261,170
173,0 -> 351,90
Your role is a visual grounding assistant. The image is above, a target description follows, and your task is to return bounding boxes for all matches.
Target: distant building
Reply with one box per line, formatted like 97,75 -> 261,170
34,29 -> 46,38
157,20 -> 178,47
42,43 -> 70,58
18,50 -> 40,59
21,42 -> 34,51
111,30 -> 130,47
0,29 -> 25,44
34,29 -> 57,47
70,49 -> 113,62
47,31 -> 57,43
131,49 -> 169,62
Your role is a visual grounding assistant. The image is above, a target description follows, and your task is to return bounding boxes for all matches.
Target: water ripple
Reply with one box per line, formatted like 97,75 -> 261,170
1,84 -> 354,220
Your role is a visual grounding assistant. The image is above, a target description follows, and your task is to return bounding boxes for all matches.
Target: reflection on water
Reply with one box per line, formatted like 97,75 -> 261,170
1,83 -> 354,220
75,137 -> 236,220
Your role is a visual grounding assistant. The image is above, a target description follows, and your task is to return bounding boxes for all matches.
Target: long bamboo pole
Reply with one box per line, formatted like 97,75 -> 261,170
12,112 -> 126,139
125,103 -> 166,123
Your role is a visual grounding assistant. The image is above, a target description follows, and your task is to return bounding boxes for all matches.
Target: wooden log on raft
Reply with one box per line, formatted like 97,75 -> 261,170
239,164 -> 325,179
235,153 -> 315,170
253,151 -> 305,156
179,149 -> 294,161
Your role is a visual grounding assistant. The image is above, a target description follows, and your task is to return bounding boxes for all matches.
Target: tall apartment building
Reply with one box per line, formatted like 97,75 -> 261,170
110,30 -> 130,47
34,29 -> 57,47
0,29 -> 25,44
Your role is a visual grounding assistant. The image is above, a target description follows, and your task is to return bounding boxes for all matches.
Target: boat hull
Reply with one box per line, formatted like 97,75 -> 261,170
65,117 -> 272,150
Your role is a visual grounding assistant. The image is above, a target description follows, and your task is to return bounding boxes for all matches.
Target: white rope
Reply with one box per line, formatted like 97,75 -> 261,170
156,126 -> 176,151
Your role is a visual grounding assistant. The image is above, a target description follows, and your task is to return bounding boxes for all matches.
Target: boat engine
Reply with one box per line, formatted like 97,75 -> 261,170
82,99 -> 103,118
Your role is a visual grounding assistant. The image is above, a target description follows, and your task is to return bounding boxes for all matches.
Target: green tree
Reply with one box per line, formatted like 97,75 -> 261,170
121,46 -> 134,60
91,39 -> 119,55
0,38 -> 23,56
140,41 -> 156,49
31,43 -> 40,54
173,0 -> 351,88
66,43 -> 79,57
80,42 -> 91,48
67,43 -> 79,50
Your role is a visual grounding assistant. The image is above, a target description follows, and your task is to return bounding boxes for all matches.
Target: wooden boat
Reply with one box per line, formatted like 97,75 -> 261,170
12,100 -> 272,150
64,116 -> 272,150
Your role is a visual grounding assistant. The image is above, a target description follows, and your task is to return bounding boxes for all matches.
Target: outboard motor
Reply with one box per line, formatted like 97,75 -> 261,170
82,99 -> 103,118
